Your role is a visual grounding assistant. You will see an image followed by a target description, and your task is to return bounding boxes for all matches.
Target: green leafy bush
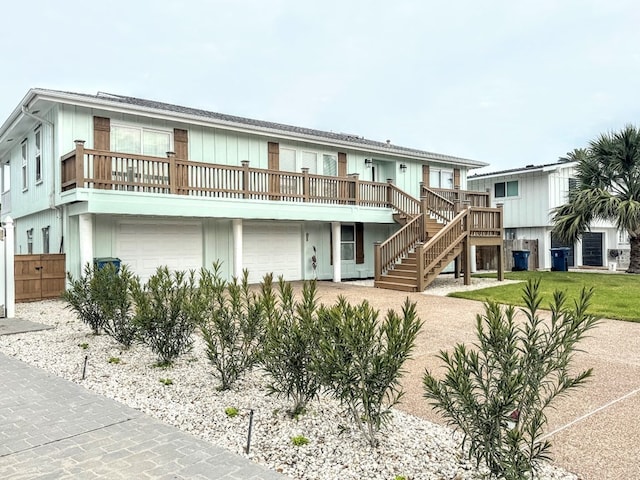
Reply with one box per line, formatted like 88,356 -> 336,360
63,263 -> 137,346
260,276 -> 322,416
423,279 -> 600,480
131,267 -> 198,365
196,264 -> 265,390
62,263 -> 106,335
313,297 -> 423,446
91,263 -> 137,347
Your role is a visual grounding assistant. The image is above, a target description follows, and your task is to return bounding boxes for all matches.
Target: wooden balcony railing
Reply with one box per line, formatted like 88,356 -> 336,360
425,186 -> 490,208
61,141 -> 394,208
421,187 -> 456,223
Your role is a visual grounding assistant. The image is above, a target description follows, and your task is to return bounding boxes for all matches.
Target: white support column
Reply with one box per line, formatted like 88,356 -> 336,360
78,213 -> 94,274
4,216 -> 15,318
331,222 -> 341,283
470,245 -> 477,273
232,219 -> 243,279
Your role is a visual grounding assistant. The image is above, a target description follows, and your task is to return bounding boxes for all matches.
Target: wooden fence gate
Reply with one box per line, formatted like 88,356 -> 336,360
15,254 -> 66,302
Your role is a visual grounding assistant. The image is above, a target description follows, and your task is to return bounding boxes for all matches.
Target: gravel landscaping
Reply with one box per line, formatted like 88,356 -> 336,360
1,299 -> 577,480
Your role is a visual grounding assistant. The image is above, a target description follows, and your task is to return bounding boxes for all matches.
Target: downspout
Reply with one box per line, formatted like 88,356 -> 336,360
21,106 -> 56,210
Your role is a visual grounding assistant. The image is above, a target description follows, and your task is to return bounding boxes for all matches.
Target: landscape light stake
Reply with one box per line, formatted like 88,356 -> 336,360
82,355 -> 88,380
245,409 -> 254,454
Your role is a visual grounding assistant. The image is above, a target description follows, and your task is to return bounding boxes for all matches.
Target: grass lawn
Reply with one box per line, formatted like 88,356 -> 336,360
449,271 -> 640,322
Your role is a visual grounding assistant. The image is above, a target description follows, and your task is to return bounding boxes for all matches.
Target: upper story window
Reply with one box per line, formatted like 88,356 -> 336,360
568,178 -> 578,194
323,154 -> 337,176
495,180 -> 518,198
430,168 -> 453,189
2,163 -> 9,193
35,127 -> 42,184
111,124 -> 171,157
21,140 -> 28,191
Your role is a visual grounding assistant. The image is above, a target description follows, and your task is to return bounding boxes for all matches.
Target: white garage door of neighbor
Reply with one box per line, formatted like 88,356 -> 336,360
116,222 -> 203,282
243,223 -> 302,283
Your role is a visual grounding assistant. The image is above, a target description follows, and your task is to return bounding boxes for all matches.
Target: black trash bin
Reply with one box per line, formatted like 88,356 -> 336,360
550,248 -> 570,272
512,250 -> 530,271
94,257 -> 122,273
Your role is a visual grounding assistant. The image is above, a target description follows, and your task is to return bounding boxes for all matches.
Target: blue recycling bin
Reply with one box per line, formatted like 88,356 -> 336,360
550,248 -> 570,272
94,257 -> 121,273
512,250 -> 530,271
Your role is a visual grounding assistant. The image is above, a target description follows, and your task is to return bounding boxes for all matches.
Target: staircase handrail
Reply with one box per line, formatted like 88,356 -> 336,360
417,209 -> 469,290
374,213 -> 425,280
387,183 -> 422,218
421,186 -> 456,223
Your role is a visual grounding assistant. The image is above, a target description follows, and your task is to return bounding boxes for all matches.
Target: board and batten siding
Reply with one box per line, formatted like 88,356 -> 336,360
13,210 -> 61,256
469,172 -> 551,228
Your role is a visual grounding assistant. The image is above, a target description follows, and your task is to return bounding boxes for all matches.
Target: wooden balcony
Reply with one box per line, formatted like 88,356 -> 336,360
61,141 -> 395,208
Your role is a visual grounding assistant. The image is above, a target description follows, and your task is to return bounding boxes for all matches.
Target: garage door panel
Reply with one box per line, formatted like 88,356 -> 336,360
117,222 -> 202,283
243,223 -> 301,283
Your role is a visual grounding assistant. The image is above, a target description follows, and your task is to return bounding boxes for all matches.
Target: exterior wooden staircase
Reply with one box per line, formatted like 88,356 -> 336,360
374,186 -> 504,292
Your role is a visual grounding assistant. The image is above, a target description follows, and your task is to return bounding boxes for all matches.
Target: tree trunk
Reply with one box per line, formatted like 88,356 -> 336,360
627,236 -> 640,273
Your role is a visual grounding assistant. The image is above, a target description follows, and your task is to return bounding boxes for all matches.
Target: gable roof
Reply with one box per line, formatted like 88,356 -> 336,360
1,88 -> 487,168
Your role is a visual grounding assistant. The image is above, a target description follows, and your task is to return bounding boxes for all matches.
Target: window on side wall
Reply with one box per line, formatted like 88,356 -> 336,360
504,228 -> 517,240
111,124 -> 171,157
27,228 -> 34,254
35,127 -> 42,184
494,180 -> 518,198
42,226 -> 50,254
21,140 -> 28,191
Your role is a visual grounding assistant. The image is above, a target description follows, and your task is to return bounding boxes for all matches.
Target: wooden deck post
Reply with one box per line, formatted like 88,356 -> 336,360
350,173 -> 360,205
416,242 -> 425,291
301,167 -> 310,202
386,178 -> 394,208
374,241 -> 382,282
167,151 -> 177,194
497,202 -> 504,281
463,236 -> 472,285
74,140 -> 85,189
242,161 -> 251,199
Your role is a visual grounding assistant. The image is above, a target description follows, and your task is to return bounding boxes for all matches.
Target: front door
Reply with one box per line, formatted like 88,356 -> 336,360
582,232 -> 603,267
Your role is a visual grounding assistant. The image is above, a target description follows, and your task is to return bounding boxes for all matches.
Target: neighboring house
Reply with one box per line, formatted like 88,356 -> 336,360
0,88 -> 503,294
468,161 -> 627,270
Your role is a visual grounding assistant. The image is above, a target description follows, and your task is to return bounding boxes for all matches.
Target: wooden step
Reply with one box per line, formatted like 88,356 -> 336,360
381,272 -> 417,285
392,264 -> 417,273
374,280 -> 417,292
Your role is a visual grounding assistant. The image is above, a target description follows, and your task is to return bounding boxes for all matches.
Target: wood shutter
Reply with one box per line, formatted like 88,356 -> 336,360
356,222 -> 364,264
93,116 -> 110,150
174,128 -> 188,159
453,168 -> 461,188
268,142 -> 280,199
422,164 -> 430,187
338,152 -> 347,177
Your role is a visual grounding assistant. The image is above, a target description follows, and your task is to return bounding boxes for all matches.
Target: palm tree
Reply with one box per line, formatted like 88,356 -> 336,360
552,125 -> 640,273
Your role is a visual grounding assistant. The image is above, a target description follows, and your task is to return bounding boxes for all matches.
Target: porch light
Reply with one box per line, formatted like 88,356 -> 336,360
399,163 -> 407,173
365,158 -> 372,168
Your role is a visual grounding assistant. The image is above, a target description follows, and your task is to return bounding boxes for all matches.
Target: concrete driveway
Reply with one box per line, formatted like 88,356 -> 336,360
310,280 -> 640,480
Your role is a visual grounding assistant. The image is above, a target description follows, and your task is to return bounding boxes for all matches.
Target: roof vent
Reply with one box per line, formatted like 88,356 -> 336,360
386,139 -> 391,146
525,164 -> 535,168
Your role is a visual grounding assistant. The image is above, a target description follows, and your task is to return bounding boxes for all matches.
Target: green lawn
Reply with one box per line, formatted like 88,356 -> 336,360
449,271 -> 640,322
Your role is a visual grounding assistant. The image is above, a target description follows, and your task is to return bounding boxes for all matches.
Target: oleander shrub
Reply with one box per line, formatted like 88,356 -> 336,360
313,296 -> 423,446
63,262 -> 137,346
131,266 -> 198,365
423,279 -> 600,480
196,264 -> 265,390
260,276 -> 322,417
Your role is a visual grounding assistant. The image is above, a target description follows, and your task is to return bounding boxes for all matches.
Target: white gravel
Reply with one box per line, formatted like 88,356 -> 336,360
2,299 -> 575,480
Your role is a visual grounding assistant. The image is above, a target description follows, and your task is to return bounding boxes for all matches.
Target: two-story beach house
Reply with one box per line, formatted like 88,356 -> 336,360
468,161 -> 627,270
1,88 -> 504,300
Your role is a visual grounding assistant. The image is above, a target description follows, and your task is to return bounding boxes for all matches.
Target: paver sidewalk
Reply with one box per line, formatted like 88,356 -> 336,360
0,353 -> 286,479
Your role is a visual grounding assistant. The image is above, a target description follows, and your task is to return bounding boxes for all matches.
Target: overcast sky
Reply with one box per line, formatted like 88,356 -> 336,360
2,0 -> 639,172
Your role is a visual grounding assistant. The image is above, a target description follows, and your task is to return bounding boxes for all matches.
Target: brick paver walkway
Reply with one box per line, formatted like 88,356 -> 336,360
0,353 -> 286,479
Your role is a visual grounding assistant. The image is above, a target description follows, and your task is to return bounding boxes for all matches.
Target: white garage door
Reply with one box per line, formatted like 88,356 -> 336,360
116,222 -> 203,283
243,223 -> 302,283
